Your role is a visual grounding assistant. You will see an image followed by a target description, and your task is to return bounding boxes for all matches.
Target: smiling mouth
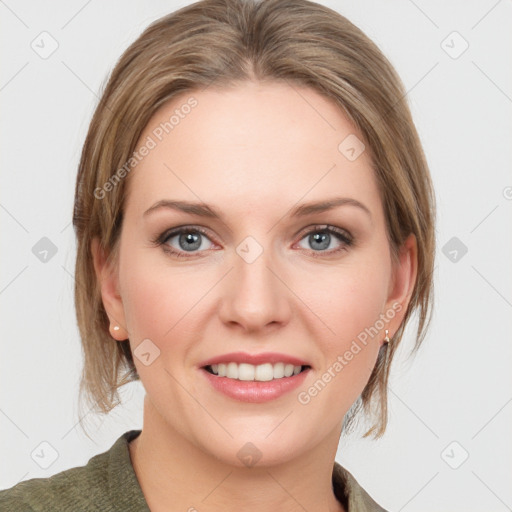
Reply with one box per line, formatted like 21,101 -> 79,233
203,362 -> 311,381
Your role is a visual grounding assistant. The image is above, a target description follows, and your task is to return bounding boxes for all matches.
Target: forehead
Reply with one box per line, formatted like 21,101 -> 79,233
125,81 -> 381,221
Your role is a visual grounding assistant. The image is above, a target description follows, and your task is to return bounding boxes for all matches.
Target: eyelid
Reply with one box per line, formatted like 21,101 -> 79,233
154,225 -> 218,247
153,223 -> 354,258
294,224 -> 353,243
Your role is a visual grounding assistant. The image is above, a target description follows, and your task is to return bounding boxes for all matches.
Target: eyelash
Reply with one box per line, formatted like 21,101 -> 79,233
150,224 -> 354,259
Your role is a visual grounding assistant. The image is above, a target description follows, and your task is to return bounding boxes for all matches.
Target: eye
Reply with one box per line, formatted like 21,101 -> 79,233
154,226 -> 216,258
151,224 -> 354,259
296,225 -> 353,256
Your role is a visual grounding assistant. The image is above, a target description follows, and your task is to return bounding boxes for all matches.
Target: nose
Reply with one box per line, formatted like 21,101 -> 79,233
218,239 -> 292,333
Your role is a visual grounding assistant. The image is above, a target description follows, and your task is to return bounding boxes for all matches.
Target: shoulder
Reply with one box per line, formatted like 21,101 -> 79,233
0,457 -> 105,512
0,430 -> 145,512
333,461 -> 390,512
0,443 -> 114,512
0,462 -> 102,512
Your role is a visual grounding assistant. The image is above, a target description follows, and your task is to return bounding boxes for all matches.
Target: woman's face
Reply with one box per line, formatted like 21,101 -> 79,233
96,80 -> 415,466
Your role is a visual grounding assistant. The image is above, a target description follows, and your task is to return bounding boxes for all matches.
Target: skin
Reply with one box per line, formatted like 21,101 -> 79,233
92,80 -> 417,512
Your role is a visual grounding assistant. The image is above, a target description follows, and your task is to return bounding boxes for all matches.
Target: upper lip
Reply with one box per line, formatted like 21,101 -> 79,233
198,352 -> 311,368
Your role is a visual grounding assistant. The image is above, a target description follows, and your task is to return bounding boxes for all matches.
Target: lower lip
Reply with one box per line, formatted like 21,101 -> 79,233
201,368 -> 310,403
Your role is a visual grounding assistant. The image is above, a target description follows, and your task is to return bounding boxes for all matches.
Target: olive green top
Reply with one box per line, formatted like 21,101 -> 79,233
0,430 -> 388,511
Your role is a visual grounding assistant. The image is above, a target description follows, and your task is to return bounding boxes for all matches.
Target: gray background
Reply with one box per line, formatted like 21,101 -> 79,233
1,1 -> 511,510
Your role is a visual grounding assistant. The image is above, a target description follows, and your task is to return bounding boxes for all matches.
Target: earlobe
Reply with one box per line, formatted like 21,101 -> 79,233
91,237 -> 129,340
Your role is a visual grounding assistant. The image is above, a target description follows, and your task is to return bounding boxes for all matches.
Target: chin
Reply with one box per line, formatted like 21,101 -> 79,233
193,423 -> 316,469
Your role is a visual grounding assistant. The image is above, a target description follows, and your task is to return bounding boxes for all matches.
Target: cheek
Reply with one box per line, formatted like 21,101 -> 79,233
303,254 -> 390,394
306,257 -> 390,347
119,244 -> 203,341
119,251 -> 204,396
296,279 -> 387,421
121,268 -> 169,340
338,276 -> 387,342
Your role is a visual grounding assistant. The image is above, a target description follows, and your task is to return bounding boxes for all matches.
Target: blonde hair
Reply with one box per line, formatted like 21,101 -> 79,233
72,0 -> 436,439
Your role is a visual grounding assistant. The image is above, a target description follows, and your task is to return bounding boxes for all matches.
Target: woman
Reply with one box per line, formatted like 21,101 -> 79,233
0,0 -> 435,510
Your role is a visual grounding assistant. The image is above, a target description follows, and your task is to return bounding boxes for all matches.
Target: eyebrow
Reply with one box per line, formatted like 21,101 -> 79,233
143,197 -> 372,220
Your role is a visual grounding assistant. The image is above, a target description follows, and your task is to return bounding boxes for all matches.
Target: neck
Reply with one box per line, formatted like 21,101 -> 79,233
128,396 -> 345,512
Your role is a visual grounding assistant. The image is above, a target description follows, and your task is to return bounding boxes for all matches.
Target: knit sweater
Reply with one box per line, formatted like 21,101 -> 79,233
0,430 -> 388,511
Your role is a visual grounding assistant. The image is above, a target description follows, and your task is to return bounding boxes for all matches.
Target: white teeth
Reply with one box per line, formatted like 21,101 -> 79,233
284,364 -> 294,377
208,362 -> 305,381
273,362 -> 284,379
226,362 -> 238,379
255,363 -> 273,381
238,363 -> 255,381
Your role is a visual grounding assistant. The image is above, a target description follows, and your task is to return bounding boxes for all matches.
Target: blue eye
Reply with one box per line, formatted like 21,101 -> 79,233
157,227 -> 215,258
297,225 -> 353,256
152,224 -> 353,259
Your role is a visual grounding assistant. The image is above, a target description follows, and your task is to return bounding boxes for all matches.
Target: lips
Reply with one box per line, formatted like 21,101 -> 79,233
198,352 -> 311,402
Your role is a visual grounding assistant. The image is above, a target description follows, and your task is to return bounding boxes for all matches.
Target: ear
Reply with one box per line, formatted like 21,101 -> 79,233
91,237 -> 129,341
382,233 -> 418,344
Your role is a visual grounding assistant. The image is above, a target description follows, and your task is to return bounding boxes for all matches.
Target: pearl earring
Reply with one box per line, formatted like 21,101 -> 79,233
383,329 -> 390,344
